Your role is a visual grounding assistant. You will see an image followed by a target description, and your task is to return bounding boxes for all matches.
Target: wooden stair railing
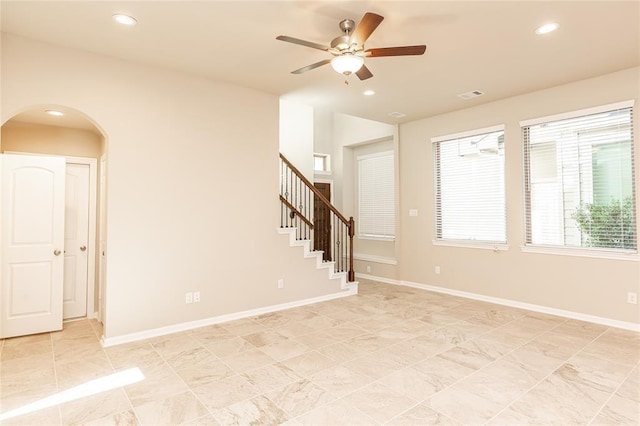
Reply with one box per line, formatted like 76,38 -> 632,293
279,153 -> 355,282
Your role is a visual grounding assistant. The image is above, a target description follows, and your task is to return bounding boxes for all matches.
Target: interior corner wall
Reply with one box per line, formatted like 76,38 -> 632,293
279,99 -> 314,181
398,67 -> 640,325
1,34 -> 347,340
331,113 -> 398,281
313,108 -> 333,156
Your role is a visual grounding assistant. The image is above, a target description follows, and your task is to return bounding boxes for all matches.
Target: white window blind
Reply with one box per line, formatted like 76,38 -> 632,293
358,151 -> 395,238
522,103 -> 636,251
433,127 -> 506,243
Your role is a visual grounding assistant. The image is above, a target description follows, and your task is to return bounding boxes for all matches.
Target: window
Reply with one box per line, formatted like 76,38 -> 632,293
522,101 -> 636,252
358,151 -> 395,239
313,153 -> 330,174
433,126 -> 506,244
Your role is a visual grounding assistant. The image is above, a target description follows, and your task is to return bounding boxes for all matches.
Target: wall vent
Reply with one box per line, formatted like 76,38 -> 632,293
457,90 -> 485,100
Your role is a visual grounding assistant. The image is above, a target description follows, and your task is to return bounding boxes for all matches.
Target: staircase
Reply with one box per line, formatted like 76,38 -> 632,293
279,153 -> 356,289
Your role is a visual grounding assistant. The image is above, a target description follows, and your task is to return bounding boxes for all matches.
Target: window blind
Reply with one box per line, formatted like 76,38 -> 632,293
523,104 -> 636,251
433,127 -> 506,243
358,151 -> 395,238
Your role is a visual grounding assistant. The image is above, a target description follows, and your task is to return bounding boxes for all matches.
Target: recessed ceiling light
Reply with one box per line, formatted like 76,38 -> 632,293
45,110 -> 64,117
535,22 -> 559,35
112,14 -> 137,26
388,112 -> 406,119
363,90 -> 376,96
457,90 -> 485,100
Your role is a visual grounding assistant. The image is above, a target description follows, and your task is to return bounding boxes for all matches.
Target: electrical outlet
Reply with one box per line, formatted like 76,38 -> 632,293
185,292 -> 193,304
193,291 -> 201,303
628,292 -> 638,304
278,279 -> 284,289
435,266 -> 441,274
366,265 -> 371,273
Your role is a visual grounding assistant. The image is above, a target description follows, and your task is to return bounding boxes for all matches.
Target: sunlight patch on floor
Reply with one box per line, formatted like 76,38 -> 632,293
0,367 -> 144,421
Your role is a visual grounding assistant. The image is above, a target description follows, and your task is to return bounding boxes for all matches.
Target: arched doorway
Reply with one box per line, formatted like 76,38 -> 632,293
0,105 -> 108,338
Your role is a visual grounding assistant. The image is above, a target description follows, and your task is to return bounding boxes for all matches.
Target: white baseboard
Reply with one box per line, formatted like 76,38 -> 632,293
356,273 -> 639,332
101,286 -> 358,347
355,273 -> 401,285
399,279 -> 640,332
353,253 -> 398,265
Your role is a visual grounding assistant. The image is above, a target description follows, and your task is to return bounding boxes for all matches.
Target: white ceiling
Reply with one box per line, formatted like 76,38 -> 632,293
1,1 -> 639,126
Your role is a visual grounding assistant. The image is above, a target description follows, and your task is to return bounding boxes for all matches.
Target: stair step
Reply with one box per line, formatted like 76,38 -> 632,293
278,227 -> 357,290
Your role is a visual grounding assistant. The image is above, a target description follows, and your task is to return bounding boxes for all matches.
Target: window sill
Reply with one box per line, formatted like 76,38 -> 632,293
353,253 -> 397,265
521,245 -> 639,261
358,235 -> 396,242
313,170 -> 332,176
432,239 -> 509,251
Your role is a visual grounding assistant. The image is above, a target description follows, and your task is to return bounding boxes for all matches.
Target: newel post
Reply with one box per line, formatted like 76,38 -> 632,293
348,216 -> 355,282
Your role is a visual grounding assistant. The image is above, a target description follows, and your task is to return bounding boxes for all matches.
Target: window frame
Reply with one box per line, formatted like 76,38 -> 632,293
520,100 -> 638,260
356,150 -> 396,240
313,153 -> 331,175
431,124 -> 508,249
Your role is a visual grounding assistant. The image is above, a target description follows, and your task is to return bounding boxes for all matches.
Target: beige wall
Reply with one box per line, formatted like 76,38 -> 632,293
279,99 -> 314,181
1,121 -> 103,158
1,34 -> 348,340
398,67 -> 640,325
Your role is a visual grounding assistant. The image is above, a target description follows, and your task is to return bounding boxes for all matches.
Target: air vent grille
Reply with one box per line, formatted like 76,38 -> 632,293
457,90 -> 485,100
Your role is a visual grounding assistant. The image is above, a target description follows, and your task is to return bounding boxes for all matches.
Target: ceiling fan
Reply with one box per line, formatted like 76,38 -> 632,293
276,12 -> 426,80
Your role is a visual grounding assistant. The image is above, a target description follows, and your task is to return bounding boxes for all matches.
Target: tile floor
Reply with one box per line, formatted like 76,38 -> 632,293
0,280 -> 639,425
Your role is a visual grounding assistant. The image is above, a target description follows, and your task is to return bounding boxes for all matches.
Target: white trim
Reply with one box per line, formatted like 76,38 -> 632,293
431,124 -> 505,144
356,150 -> 394,161
396,280 -> 640,332
432,239 -> 509,251
519,100 -> 634,127
355,273 -> 401,285
353,253 -> 397,265
358,234 -> 395,242
101,286 -> 358,347
521,245 -> 639,261
314,170 -> 332,176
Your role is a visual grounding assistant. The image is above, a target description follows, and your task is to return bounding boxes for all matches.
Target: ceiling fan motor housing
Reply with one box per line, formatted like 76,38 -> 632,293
331,35 -> 350,51
332,19 -> 357,51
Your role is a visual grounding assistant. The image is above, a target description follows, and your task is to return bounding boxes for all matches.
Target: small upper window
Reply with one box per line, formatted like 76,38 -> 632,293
314,153 -> 330,174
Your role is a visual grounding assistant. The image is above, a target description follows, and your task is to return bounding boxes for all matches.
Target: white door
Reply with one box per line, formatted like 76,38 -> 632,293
1,154 -> 66,338
63,163 -> 90,319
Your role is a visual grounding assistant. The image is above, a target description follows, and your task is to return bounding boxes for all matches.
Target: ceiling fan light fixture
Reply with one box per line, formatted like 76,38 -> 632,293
331,54 -> 364,75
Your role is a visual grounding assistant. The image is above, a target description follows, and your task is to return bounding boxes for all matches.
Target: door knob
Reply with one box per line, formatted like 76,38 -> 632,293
80,246 -> 87,252
54,249 -> 61,256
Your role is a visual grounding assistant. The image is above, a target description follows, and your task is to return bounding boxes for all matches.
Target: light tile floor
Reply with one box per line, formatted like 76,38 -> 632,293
1,280 -> 638,425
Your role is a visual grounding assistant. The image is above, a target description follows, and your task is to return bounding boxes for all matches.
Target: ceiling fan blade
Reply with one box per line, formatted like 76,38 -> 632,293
356,65 -> 373,80
366,45 -> 427,57
349,12 -> 384,46
276,35 -> 330,51
291,59 -> 332,74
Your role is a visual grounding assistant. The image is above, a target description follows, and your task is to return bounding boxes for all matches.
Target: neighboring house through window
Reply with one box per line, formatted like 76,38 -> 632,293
522,101 -> 636,252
